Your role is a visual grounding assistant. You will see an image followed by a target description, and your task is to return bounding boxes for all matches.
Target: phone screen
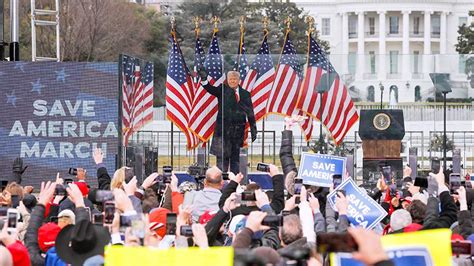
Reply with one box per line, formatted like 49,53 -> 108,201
294,179 -> 303,195
414,177 -> 428,188
11,195 -> 20,208
104,201 -> 115,225
7,212 -> 17,228
166,213 -> 177,235
332,174 -> 342,189
431,159 -> 441,174
450,174 -> 461,193
382,166 -> 391,183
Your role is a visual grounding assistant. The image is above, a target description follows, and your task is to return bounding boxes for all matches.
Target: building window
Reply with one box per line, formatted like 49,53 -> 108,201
322,18 -> 330,35
349,16 -> 357,37
459,55 -> 466,74
369,51 -> 376,74
389,51 -> 399,74
367,86 -> 375,102
432,15 -> 440,36
348,53 -> 356,74
413,51 -> 420,74
389,85 -> 399,104
389,16 -> 399,34
414,86 -> 421,102
369,17 -> 375,35
459,17 -> 468,27
413,17 -> 420,35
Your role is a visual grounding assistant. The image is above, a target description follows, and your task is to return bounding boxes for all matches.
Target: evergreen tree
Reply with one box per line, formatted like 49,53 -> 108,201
455,10 -> 474,88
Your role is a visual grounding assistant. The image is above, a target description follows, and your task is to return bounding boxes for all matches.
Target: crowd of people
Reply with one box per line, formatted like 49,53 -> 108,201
0,117 -> 473,266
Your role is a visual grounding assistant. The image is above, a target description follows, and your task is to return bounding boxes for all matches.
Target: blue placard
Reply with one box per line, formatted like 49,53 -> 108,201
327,178 -> 387,229
297,153 -> 346,187
332,246 -> 433,266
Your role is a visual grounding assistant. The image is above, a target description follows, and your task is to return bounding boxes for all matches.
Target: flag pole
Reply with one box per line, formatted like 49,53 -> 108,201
261,16 -> 269,163
170,16 -> 176,167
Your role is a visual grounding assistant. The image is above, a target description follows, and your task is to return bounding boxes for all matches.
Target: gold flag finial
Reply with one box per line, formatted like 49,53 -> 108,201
193,17 -> 202,37
304,16 -> 315,36
170,16 -> 176,33
211,16 -> 221,33
284,16 -> 292,32
239,16 -> 246,33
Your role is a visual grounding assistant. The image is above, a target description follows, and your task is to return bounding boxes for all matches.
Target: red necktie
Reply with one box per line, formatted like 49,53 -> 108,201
235,90 -> 240,102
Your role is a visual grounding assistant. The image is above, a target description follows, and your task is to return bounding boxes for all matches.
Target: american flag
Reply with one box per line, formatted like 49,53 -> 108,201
192,37 -> 206,96
266,33 -> 314,140
121,55 -> 154,146
241,34 -> 275,122
235,40 -> 249,85
166,34 -> 199,149
296,35 -> 359,145
189,32 -> 224,142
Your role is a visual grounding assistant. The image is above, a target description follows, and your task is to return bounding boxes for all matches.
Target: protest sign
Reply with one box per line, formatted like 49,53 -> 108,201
327,178 -> 387,229
330,229 -> 452,266
297,153 -> 346,187
105,246 -> 233,266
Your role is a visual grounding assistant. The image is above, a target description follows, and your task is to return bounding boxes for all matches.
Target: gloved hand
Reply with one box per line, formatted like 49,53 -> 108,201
251,127 -> 257,143
198,68 -> 208,80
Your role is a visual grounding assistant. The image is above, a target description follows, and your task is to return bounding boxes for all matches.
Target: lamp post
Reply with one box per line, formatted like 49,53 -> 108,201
379,82 -> 384,109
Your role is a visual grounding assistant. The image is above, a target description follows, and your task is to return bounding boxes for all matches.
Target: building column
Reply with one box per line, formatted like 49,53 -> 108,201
402,11 -> 411,80
423,11 -> 432,74
440,11 -> 447,54
342,12 -> 349,75
357,12 -> 365,80
378,11 -> 386,81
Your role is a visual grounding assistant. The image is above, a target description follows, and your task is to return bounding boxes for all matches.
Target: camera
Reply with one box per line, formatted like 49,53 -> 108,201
68,168 -> 77,175
241,191 -> 256,201
54,184 -> 67,197
166,213 -> 177,235
256,163 -> 270,172
180,225 -> 193,237
7,208 -> 18,233
104,201 -> 115,225
261,215 -> 283,227
222,172 -> 229,180
449,173 -> 462,194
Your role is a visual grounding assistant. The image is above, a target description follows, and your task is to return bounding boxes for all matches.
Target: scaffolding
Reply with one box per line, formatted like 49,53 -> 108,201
30,0 -> 60,61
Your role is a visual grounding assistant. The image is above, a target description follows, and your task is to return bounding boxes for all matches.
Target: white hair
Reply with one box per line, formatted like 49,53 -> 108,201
227,71 -> 240,78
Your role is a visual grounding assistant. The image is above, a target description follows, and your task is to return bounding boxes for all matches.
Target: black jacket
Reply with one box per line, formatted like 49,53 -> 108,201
279,130 -> 297,177
26,204 -> 90,266
97,166 -> 111,190
423,191 -> 458,229
202,82 -> 256,155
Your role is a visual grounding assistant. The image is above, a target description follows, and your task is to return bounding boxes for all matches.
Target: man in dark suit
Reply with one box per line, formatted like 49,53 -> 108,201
200,70 -> 257,174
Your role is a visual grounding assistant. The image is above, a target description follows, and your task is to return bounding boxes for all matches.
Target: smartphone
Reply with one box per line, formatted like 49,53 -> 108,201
332,174 -> 342,189
166,213 -> 177,235
294,179 -> 303,195
49,216 -> 59,224
11,195 -> 20,208
96,190 -> 114,203
7,209 -> 18,232
450,173 -> 462,194
431,158 -> 441,174
120,215 -> 132,227
414,176 -> 428,188
382,166 -> 391,184
163,166 -> 172,184
93,213 -> 104,225
180,225 -> 193,237
64,178 -> 74,185
451,240 -> 473,255
256,163 -> 270,172
222,172 -> 229,181
241,191 -> 256,201
54,184 -> 67,196
104,201 -> 115,225
316,232 -> 358,253
262,215 -> 283,227
68,168 -> 77,175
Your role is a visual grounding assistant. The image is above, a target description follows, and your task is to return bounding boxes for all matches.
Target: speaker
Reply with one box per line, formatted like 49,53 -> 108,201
239,148 -> 248,183
452,149 -> 461,174
345,154 -> 354,178
197,147 -> 206,167
408,147 -> 417,179
358,110 -> 405,140
144,147 -> 158,177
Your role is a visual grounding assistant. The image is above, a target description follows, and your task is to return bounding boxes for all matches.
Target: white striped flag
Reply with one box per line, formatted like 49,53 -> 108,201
192,37 -> 206,98
189,31 -> 224,142
296,34 -> 359,145
266,31 -> 313,140
121,55 -> 154,146
166,32 -> 199,149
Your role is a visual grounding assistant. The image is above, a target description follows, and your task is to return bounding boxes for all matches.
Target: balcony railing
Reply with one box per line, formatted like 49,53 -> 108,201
387,73 -> 401,79
363,73 -> 377,80
431,31 -> 440,38
365,31 -> 378,38
386,32 -> 402,37
410,31 -> 424,37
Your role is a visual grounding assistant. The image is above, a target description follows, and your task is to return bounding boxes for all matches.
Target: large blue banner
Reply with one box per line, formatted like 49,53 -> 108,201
327,178 -> 387,229
297,153 -> 346,187
0,62 -> 118,187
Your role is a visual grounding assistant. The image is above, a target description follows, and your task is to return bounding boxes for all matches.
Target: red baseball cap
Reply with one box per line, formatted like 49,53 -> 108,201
148,208 -> 170,238
73,181 -> 89,197
38,222 -> 61,252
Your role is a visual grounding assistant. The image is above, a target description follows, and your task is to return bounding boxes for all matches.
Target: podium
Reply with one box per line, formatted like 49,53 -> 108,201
358,110 -> 405,184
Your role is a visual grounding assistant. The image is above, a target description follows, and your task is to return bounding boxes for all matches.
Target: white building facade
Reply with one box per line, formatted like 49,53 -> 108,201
294,0 -> 474,103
